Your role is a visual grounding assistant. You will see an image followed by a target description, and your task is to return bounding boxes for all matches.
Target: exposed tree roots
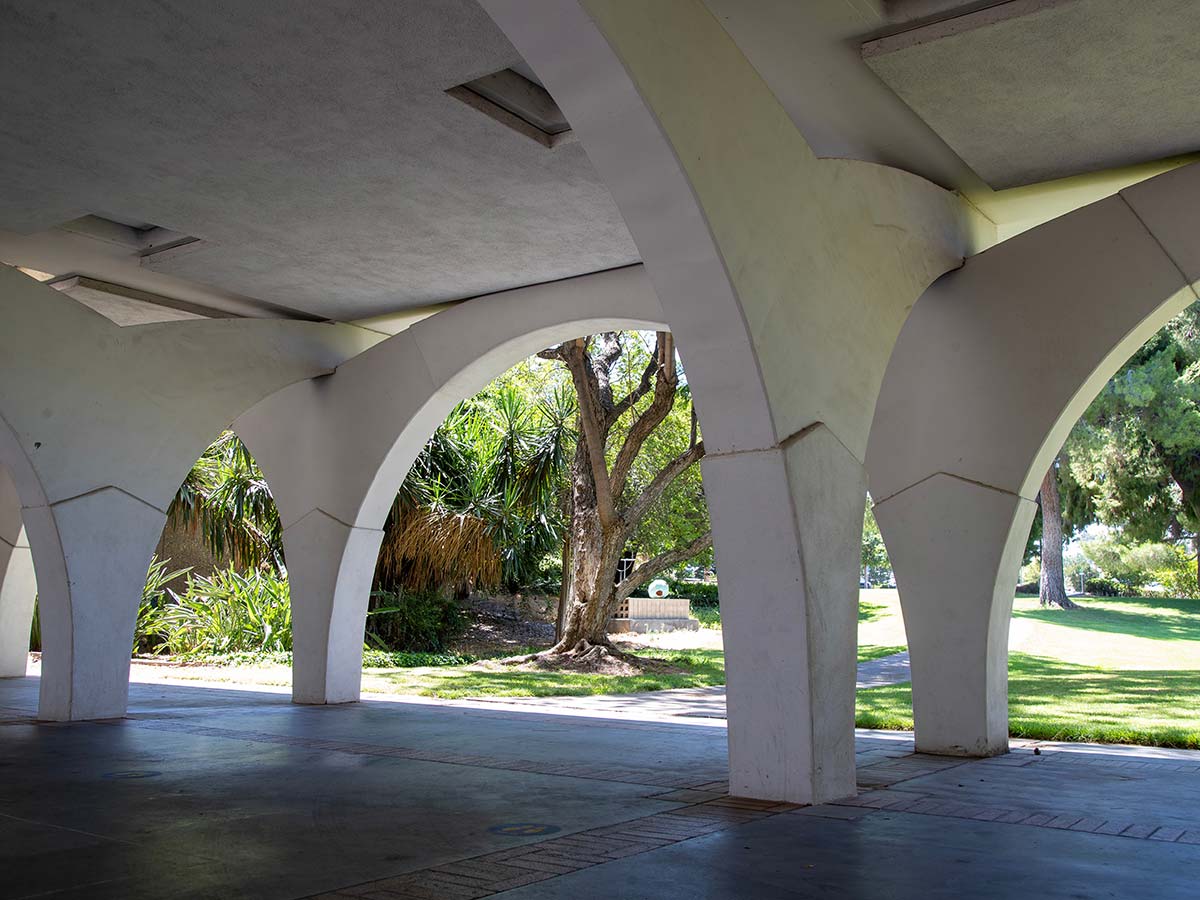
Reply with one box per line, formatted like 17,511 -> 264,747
491,638 -> 682,676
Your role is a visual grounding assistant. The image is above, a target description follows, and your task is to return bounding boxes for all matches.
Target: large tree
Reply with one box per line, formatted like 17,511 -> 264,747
1037,455 -> 1077,609
1066,302 -> 1200,582
536,332 -> 710,660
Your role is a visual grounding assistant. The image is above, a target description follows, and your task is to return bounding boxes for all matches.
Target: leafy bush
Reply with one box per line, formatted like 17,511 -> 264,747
1158,567 -> 1199,600
138,566 -> 291,657
134,556 -> 194,653
365,589 -> 466,653
1085,576 -> 1124,597
669,580 -> 719,607
361,649 -> 475,668
1015,581 -> 1040,596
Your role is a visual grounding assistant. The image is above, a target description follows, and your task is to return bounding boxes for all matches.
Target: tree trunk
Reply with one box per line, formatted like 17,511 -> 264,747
1039,460 -> 1077,609
526,332 -> 711,665
553,438 -> 625,650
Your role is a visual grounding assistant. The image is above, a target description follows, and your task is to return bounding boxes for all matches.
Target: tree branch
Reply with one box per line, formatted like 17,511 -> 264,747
611,343 -> 661,421
611,332 -> 677,499
615,531 -> 713,601
623,440 -> 705,537
560,338 -> 618,528
591,332 -> 623,418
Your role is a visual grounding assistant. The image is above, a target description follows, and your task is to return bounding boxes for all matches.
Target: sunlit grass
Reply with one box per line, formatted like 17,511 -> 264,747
365,648 -> 726,699
857,651 -> 1200,748
857,644 -> 907,663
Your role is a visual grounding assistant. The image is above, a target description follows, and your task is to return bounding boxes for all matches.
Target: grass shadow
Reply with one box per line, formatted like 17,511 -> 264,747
1013,595 -> 1200,642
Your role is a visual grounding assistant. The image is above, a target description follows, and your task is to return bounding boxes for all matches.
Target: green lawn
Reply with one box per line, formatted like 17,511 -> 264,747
364,648 -> 726,699
857,593 -> 1200,748
347,590 -> 1200,749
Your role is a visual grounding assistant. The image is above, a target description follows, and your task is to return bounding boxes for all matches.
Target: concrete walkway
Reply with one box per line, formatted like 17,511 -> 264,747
0,674 -> 1198,899
1,674 -> 1198,899
463,650 -> 912,722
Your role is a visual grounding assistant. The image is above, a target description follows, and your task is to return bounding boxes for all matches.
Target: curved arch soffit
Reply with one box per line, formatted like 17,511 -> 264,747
868,163 -> 1200,507
360,314 -> 668,531
479,0 -> 777,456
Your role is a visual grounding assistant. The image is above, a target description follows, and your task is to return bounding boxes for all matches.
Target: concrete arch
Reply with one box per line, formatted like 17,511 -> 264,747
867,163 -> 1200,755
0,461 -> 36,678
482,0 -> 976,805
235,265 -> 669,709
0,265 -> 378,720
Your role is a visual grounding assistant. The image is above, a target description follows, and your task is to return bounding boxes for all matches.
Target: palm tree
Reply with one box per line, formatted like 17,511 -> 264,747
375,383 -> 576,594
168,431 -> 283,572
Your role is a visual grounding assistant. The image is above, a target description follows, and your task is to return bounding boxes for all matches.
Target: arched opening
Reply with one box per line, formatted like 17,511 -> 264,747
0,460 -> 36,678
130,430 -> 290,677
351,328 -> 716,698
866,162 -> 1200,755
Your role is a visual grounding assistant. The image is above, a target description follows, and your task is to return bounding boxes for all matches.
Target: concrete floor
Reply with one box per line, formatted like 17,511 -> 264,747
0,676 -> 1197,899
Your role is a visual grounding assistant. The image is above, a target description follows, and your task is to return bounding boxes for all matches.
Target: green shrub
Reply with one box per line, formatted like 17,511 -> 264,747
1015,581 -> 1040,596
1156,567 -> 1199,600
361,649 -> 476,668
138,566 -> 291,657
669,580 -> 719,607
366,589 -> 466,653
1085,576 -> 1124,597
133,556 -> 194,654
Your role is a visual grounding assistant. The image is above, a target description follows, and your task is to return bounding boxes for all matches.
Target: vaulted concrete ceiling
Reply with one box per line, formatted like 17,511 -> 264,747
0,0 -> 637,322
704,0 -> 1200,231
2,0 -> 1197,326
864,0 -> 1200,189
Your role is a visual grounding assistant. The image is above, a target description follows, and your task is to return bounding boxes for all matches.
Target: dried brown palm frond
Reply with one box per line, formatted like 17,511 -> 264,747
375,503 -> 501,593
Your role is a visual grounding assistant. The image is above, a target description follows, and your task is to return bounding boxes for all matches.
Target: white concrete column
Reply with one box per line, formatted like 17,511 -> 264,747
872,476 -> 1035,755
868,164 -> 1200,756
285,511 -> 384,704
707,426 -> 866,803
0,465 -> 36,677
482,0 -> 975,802
24,489 -> 166,720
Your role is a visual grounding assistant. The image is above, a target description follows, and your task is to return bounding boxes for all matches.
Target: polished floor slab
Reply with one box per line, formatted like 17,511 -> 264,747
0,675 -> 1196,899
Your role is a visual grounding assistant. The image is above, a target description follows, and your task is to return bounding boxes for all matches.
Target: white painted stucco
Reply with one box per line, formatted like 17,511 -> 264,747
0,266 -> 379,720
869,163 -> 1200,755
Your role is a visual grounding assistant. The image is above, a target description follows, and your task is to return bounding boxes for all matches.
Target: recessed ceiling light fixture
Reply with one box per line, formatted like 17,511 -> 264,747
56,214 -> 202,261
447,68 -> 572,149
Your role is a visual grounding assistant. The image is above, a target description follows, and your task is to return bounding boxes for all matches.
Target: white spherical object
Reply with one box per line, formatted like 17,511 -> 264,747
648,579 -> 670,599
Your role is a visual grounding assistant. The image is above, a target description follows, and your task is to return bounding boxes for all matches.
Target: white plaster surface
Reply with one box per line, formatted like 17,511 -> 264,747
0,266 -> 379,720
236,266 -> 667,706
874,474 -> 1036,756
482,0 -> 970,805
704,425 -> 866,804
284,511 -> 384,706
868,163 -> 1200,757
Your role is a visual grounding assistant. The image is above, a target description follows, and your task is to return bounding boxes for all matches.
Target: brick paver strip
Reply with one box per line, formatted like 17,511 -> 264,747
306,797 -> 796,900
843,787 -> 1198,845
